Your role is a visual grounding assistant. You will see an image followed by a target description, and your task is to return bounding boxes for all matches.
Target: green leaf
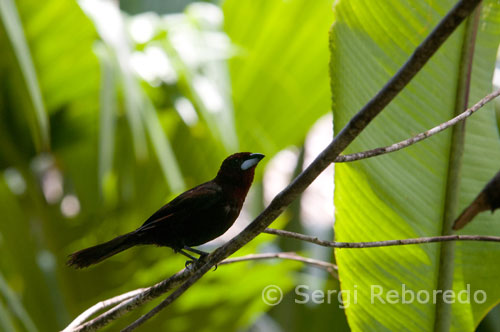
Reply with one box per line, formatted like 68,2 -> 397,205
0,0 -> 48,151
0,300 -> 16,332
80,0 -> 148,160
0,178 -> 60,331
331,0 -> 500,331
95,43 -> 117,193
167,3 -> 240,152
0,0 -> 99,155
143,97 -> 185,192
223,0 -> 334,153
0,272 -> 37,332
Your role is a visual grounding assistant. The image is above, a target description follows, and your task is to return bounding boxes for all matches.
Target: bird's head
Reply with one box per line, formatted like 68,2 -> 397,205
215,152 -> 265,188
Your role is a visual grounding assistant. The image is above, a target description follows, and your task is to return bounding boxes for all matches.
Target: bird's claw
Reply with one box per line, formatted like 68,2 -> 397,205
183,256 -> 217,271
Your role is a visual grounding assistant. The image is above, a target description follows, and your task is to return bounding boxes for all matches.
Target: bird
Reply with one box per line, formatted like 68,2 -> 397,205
452,170 -> 500,230
67,152 -> 265,268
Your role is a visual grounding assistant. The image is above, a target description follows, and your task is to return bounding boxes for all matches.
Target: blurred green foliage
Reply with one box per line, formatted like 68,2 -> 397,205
0,0 -> 336,331
2,0 -> 500,331
3,0 -> 499,331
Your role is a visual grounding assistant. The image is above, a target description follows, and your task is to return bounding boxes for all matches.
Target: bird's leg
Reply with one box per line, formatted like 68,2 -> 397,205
178,246 -> 210,268
183,246 -> 218,270
182,246 -> 212,268
178,249 -> 198,268
178,249 -> 198,261
183,246 -> 209,257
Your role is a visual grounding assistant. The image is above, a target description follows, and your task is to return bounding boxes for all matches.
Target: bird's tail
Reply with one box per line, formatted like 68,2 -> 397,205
67,232 -> 136,268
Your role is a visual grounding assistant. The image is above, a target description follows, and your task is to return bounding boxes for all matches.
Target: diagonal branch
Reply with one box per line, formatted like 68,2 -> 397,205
118,1 -> 482,331
335,88 -> 500,163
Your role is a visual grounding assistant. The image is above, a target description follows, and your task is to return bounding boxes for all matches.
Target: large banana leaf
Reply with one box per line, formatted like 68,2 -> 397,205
332,0 -> 500,331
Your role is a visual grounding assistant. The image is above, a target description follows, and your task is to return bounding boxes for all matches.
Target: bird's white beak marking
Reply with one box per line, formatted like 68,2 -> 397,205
241,158 -> 260,171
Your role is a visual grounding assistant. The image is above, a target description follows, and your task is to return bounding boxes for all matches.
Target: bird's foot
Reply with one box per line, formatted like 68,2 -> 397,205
178,246 -> 212,269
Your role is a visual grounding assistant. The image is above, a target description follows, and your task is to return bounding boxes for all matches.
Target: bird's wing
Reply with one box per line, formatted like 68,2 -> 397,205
137,181 -> 222,231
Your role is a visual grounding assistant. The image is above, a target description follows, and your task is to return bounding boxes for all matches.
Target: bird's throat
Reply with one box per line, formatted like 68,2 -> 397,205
215,170 -> 255,204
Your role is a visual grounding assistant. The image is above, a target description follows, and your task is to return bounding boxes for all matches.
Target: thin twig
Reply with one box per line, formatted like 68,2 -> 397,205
62,288 -> 146,331
120,1 -> 482,331
69,266 -> 196,332
264,228 -> 500,248
220,252 -> 339,278
335,88 -> 500,162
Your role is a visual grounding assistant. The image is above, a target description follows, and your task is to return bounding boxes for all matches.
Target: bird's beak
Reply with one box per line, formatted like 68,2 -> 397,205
241,153 -> 265,171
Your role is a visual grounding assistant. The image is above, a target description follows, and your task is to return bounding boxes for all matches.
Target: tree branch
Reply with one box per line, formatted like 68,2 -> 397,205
62,288 -> 146,332
68,266 -> 196,332
335,88 -> 500,162
264,228 -> 500,248
220,252 -> 338,278
119,1 -> 482,331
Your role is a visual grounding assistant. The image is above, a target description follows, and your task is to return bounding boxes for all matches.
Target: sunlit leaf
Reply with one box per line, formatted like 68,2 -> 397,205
223,0 -> 334,153
0,273 -> 37,332
0,300 -> 16,332
0,0 -> 48,151
143,98 -> 185,192
332,0 -> 500,331
95,43 -> 117,194
81,0 -> 148,160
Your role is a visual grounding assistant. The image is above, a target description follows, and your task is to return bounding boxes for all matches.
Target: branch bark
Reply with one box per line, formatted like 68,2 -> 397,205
69,267 -> 195,332
264,228 -> 500,248
335,88 -> 500,163
62,288 -> 147,332
220,252 -> 338,278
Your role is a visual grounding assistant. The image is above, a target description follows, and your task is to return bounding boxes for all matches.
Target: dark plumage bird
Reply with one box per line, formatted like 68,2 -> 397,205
67,152 -> 264,268
452,170 -> 500,230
